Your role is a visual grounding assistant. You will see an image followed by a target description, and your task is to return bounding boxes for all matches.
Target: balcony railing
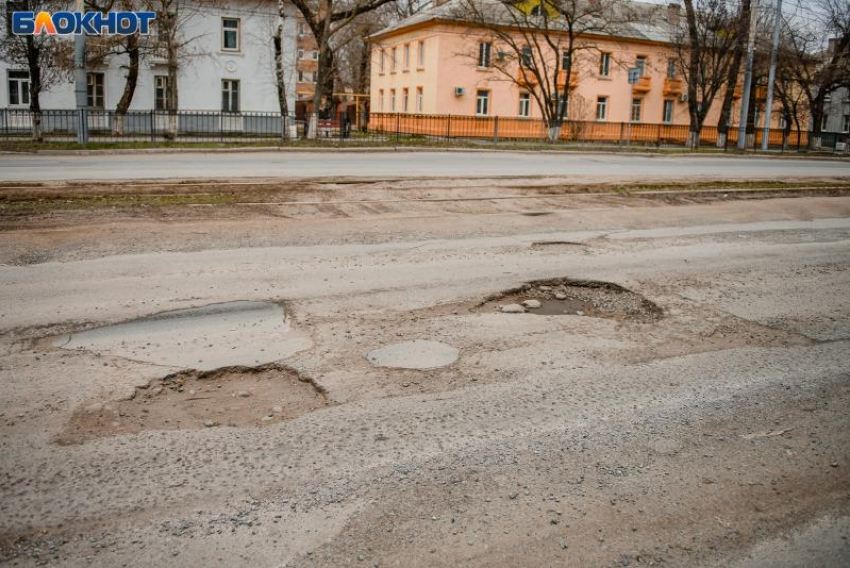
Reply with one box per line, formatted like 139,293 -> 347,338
663,78 -> 684,96
632,76 -> 652,93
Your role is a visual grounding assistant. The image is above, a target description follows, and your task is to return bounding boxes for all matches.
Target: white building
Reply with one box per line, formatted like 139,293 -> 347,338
1,1 -> 300,114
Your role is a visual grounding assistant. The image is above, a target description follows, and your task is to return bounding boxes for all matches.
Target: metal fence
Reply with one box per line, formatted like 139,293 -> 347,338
1,108 -> 847,152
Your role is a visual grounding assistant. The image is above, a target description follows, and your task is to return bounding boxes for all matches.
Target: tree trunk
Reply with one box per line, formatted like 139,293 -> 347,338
717,0 -> 749,148
273,21 -> 290,139
25,37 -> 44,143
114,33 -> 139,136
809,97 -> 825,150
683,0 -> 702,150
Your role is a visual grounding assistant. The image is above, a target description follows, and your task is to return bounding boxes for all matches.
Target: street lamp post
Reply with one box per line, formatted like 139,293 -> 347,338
74,0 -> 88,145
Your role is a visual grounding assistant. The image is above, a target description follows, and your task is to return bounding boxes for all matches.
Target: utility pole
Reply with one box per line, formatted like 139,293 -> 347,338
74,0 -> 88,144
737,0 -> 760,150
761,0 -> 783,150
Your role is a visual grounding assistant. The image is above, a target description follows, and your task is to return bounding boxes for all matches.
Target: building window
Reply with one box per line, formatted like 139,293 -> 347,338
631,98 -> 642,122
390,89 -> 396,111
518,92 -> 530,117
599,52 -> 611,76
778,114 -> 787,130
558,95 -> 569,119
297,21 -> 307,36
843,114 -> 849,133
222,79 -> 240,113
667,58 -> 677,79
404,43 -> 410,69
417,40 -> 425,68
86,72 -> 105,109
391,47 -> 397,71
402,87 -> 409,112
416,86 -> 423,112
379,49 -> 385,73
378,89 -> 384,111
635,55 -> 647,77
297,48 -> 304,60
596,96 -> 608,120
663,99 -> 674,123
476,89 -> 490,116
7,70 -> 29,107
520,45 -> 533,68
478,42 -> 491,68
222,18 -> 240,51
310,50 -> 318,60
154,75 -> 171,110
561,50 -> 571,71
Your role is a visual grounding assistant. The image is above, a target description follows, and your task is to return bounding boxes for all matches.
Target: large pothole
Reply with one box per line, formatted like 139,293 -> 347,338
56,364 -> 327,445
474,278 -> 662,321
53,301 -> 312,371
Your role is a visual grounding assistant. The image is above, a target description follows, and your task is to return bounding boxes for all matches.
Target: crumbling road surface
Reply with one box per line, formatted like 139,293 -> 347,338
0,173 -> 848,567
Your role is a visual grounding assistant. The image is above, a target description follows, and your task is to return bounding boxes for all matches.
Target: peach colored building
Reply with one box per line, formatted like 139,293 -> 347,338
368,0 -> 781,134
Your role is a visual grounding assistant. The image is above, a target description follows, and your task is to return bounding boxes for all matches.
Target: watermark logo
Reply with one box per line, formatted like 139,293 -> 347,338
11,11 -> 157,35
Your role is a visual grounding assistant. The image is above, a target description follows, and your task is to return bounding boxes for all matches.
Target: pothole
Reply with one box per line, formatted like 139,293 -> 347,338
474,278 -> 662,321
366,340 -> 459,370
56,364 -> 327,445
521,211 -> 553,217
53,300 -> 312,371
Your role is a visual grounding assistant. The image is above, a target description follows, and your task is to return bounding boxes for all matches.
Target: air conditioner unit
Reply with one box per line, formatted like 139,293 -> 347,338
454,87 -> 465,97
679,93 -> 689,103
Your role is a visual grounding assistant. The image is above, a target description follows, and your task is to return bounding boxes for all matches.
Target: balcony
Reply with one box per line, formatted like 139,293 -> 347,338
663,78 -> 684,96
557,70 -> 579,90
517,67 -> 538,86
632,76 -> 652,93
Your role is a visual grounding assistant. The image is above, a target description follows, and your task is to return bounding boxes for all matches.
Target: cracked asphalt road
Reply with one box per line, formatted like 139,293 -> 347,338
0,180 -> 848,567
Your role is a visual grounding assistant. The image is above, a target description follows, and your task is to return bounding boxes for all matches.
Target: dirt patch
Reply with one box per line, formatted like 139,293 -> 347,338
474,278 -> 662,321
55,364 -> 327,445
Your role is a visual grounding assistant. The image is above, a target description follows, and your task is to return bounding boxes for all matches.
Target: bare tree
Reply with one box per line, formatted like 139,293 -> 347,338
289,0 -> 396,136
454,0 -> 640,142
83,0 -> 143,135
675,0 -> 742,148
715,0 -> 751,147
0,0 -> 73,141
780,0 -> 849,148
141,0 -> 208,138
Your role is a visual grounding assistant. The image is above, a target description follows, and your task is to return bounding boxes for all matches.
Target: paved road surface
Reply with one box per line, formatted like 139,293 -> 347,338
1,150 -> 849,181
1,194 -> 848,567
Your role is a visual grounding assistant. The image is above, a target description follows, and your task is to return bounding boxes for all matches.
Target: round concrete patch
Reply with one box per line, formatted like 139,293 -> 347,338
366,340 -> 459,370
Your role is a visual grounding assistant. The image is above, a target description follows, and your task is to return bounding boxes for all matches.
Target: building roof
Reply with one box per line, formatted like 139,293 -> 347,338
369,0 -> 679,45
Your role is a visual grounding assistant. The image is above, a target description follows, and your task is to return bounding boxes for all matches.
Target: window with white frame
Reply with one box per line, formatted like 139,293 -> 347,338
7,70 -> 29,107
561,50 -> 570,71
635,55 -> 647,77
404,43 -> 410,69
311,50 -> 318,60
417,40 -> 425,68
666,58 -> 677,79
520,45 -> 533,67
631,98 -> 642,122
518,92 -> 530,117
297,22 -> 306,36
222,18 -> 240,51
222,79 -> 240,113
154,75 -> 171,110
297,49 -> 304,60
663,99 -> 674,123
403,88 -> 409,112
599,52 -> 611,76
476,89 -> 490,116
87,72 -> 105,108
379,89 -> 384,111
478,42 -> 491,68
390,89 -> 396,111
596,96 -> 608,120
416,86 -> 423,112
843,114 -> 849,132
379,49 -> 385,73
391,47 -> 397,71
